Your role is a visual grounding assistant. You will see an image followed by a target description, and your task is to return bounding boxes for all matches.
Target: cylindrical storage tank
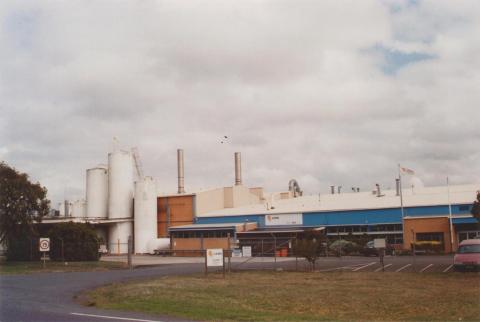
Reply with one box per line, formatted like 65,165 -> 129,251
71,199 -> 86,217
108,222 -> 133,254
108,150 -> 134,219
134,177 -> 157,253
86,165 -> 108,218
58,202 -> 65,217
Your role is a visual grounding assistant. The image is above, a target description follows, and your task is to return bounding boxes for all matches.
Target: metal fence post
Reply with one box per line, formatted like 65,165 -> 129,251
204,250 -> 208,277
127,236 -> 133,270
273,235 -> 277,269
227,233 -> 231,273
61,238 -> 65,263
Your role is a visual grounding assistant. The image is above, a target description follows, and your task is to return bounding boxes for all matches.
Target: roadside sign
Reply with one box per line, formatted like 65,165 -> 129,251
232,248 -> 242,257
39,238 -> 50,252
374,238 -> 386,249
206,248 -> 224,267
242,246 -> 252,257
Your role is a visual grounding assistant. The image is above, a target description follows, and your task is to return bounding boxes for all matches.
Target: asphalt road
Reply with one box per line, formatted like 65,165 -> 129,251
0,263 -> 207,322
0,255 -> 458,322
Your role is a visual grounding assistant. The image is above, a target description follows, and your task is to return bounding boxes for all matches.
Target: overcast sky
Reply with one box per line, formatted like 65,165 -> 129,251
1,0 -> 479,207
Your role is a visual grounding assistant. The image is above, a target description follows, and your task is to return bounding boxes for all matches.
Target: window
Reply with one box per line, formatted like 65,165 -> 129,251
416,232 -> 444,243
458,231 -> 480,243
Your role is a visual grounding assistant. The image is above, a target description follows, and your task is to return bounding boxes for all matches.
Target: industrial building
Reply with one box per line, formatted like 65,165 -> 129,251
44,146 -> 479,255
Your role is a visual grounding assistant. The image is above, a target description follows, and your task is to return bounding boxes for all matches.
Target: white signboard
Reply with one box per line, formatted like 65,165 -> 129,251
206,248 -> 224,267
39,238 -> 50,252
374,238 -> 386,249
265,213 -> 302,226
242,246 -> 252,257
232,249 -> 242,257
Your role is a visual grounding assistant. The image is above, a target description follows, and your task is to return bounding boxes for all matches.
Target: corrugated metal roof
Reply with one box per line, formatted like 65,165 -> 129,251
198,184 -> 479,218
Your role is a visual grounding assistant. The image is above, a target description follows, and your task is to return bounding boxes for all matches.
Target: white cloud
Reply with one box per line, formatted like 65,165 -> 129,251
0,0 -> 479,206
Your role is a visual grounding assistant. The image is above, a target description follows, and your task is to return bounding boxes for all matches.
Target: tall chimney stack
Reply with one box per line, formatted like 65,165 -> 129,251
234,152 -> 242,185
177,149 -> 185,194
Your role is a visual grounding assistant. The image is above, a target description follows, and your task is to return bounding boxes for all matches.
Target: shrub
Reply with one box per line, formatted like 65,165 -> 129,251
6,236 -> 41,261
48,222 -> 100,261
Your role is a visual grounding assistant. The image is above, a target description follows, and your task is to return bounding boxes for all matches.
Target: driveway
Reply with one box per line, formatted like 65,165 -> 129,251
0,263 -> 205,322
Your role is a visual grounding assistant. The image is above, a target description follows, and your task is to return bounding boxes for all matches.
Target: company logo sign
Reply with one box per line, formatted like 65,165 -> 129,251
265,213 -> 302,226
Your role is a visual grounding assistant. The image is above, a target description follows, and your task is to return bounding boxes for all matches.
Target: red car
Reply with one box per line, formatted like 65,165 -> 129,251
454,239 -> 480,272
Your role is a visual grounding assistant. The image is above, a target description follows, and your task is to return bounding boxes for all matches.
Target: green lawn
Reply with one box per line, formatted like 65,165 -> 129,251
0,260 -> 127,274
85,271 -> 480,321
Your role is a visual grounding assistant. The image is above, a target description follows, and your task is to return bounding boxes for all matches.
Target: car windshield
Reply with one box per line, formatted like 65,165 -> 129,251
457,244 -> 480,254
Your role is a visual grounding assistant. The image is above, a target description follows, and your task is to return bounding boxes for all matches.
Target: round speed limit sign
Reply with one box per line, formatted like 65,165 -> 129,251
39,238 -> 50,252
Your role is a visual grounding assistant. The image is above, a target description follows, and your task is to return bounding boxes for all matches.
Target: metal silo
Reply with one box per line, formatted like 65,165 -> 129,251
71,199 -> 86,217
58,202 -> 65,217
134,176 -> 158,253
86,165 -> 108,218
108,150 -> 134,219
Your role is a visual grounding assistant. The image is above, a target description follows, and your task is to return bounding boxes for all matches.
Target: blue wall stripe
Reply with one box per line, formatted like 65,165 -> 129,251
196,203 -> 473,227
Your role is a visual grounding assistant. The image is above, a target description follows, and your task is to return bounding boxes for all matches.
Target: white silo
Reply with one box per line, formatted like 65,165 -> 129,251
86,165 -> 108,218
58,202 -> 65,217
108,150 -> 134,219
108,222 -> 133,254
71,199 -> 86,217
134,177 -> 158,253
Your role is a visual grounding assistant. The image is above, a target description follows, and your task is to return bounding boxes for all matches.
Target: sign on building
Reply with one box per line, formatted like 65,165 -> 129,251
242,246 -> 252,257
39,238 -> 50,252
206,248 -> 224,267
265,213 -> 302,226
374,238 -> 386,249
232,249 -> 242,257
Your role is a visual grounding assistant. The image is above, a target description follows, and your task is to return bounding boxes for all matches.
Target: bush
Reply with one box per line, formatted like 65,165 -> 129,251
6,236 -> 41,261
48,222 -> 100,261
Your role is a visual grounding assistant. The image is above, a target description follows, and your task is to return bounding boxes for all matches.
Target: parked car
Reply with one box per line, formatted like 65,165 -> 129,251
453,239 -> 480,272
360,241 -> 395,256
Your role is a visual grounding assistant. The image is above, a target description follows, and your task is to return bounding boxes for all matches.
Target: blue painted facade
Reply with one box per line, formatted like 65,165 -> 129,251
196,203 -> 474,228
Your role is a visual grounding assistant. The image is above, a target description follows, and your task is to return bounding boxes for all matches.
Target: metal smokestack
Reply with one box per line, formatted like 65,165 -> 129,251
234,152 -> 242,185
177,149 -> 185,194
395,178 -> 400,196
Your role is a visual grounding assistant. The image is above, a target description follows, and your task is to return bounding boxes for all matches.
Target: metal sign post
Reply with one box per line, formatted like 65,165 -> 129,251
205,248 -> 224,277
374,238 -> 386,272
127,236 -> 133,270
39,238 -> 50,269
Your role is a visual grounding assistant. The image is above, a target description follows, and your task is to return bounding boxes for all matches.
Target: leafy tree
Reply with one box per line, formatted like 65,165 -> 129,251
293,230 -> 326,271
0,162 -> 50,260
48,222 -> 100,261
471,191 -> 480,221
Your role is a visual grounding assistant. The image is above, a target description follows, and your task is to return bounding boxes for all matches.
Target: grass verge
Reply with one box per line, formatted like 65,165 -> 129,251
0,260 -> 127,274
85,271 -> 480,321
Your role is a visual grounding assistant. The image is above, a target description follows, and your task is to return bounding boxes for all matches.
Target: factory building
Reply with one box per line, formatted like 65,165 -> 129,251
44,146 -> 479,255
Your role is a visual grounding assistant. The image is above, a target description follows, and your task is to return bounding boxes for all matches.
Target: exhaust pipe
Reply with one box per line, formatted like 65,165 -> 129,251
395,178 -> 400,196
235,152 -> 242,185
177,149 -> 185,194
330,186 -> 335,194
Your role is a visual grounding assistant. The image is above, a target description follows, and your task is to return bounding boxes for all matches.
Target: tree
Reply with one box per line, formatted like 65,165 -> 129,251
293,230 -> 326,271
471,191 -> 480,221
0,162 -> 50,260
